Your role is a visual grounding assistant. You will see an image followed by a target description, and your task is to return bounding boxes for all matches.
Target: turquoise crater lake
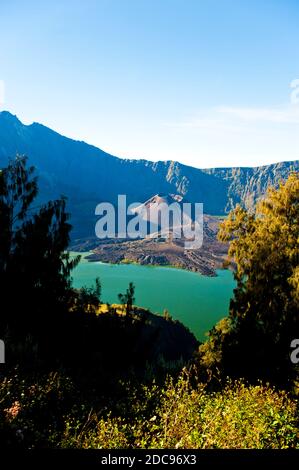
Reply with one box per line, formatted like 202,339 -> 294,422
70,253 -> 236,341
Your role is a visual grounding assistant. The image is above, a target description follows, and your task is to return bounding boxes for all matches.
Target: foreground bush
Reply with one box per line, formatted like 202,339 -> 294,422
1,369 -> 298,449
60,370 -> 299,449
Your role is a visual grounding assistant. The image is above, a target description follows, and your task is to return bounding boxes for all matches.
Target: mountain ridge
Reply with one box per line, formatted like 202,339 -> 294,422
0,110 -> 298,238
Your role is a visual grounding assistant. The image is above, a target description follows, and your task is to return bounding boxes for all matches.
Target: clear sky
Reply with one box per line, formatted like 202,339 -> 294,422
1,0 -> 299,168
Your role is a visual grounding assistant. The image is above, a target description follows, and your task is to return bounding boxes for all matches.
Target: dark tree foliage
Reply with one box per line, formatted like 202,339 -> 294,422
73,277 -> 101,314
0,156 -> 79,338
118,282 -> 135,316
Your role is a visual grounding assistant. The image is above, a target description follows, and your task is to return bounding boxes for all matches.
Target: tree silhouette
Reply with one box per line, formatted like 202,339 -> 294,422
118,282 -> 135,316
0,156 -> 80,337
73,277 -> 102,314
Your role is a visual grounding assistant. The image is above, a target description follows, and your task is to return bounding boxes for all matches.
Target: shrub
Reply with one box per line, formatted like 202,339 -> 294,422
59,369 -> 299,449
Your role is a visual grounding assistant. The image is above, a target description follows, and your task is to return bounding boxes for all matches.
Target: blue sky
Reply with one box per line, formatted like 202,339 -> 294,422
1,0 -> 299,168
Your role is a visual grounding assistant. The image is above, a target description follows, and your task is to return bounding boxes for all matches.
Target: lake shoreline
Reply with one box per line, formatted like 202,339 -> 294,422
70,251 -> 236,341
70,249 -> 227,278
70,220 -> 228,277
70,250 -> 230,278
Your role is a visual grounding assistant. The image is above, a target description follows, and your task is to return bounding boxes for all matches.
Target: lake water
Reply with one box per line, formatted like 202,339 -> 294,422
70,253 -> 236,341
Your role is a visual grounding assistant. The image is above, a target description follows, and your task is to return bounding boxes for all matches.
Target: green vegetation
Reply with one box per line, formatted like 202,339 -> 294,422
0,156 -> 298,449
199,173 -> 299,389
65,372 -> 297,449
0,369 -> 297,449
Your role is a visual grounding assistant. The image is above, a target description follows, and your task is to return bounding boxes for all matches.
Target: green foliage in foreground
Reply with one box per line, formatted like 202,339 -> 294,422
1,369 -> 298,449
199,173 -> 299,386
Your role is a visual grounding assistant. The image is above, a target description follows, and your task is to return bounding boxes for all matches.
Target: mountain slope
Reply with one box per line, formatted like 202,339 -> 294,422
0,111 -> 298,238
203,163 -> 299,211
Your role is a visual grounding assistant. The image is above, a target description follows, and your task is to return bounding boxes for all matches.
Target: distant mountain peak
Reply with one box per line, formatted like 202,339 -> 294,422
0,110 -> 22,124
143,194 -> 184,207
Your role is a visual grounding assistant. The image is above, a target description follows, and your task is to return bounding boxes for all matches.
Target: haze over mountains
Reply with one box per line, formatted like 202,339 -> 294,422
0,110 -> 298,239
